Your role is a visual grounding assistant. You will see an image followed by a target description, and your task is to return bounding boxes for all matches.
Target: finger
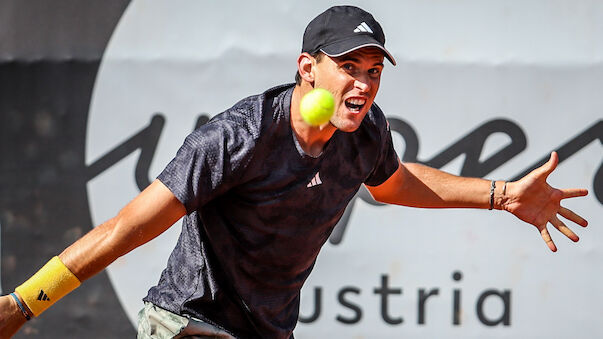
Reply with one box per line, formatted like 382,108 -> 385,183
559,206 -> 589,227
550,216 -> 579,242
540,226 -> 557,252
537,151 -> 559,178
561,188 -> 589,199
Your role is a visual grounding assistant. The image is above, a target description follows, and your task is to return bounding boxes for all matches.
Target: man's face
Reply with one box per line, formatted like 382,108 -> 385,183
312,47 -> 385,132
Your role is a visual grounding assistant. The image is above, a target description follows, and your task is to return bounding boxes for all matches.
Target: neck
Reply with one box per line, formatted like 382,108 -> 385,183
290,84 -> 337,157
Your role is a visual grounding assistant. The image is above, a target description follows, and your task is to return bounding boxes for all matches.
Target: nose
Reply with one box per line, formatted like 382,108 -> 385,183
354,75 -> 370,93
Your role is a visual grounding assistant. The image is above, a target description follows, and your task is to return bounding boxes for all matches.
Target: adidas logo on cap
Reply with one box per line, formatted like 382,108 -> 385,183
353,22 -> 374,34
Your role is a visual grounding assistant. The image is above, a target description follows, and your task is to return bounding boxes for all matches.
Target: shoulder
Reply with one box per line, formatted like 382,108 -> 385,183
203,83 -> 294,139
182,84 -> 294,153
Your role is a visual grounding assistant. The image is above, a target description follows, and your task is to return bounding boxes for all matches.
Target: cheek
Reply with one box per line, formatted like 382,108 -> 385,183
370,78 -> 381,93
329,84 -> 352,106
338,79 -> 358,98
316,79 -> 343,98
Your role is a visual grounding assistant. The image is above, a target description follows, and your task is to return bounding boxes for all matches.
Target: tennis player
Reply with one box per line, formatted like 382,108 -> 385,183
0,5 -> 589,339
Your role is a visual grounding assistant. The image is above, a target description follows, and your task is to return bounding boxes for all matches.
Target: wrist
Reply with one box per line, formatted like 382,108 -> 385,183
494,180 -> 510,211
14,256 -> 81,317
10,292 -> 32,321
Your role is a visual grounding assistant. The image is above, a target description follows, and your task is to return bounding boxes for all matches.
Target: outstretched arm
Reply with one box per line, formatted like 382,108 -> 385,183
366,151 -> 588,252
59,179 -> 186,280
0,179 -> 186,338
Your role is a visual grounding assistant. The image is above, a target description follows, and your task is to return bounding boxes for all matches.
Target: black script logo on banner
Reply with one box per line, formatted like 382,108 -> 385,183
85,115 -> 602,245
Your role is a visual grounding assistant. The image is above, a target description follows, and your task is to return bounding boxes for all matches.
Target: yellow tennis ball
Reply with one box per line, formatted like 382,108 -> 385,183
300,88 -> 335,126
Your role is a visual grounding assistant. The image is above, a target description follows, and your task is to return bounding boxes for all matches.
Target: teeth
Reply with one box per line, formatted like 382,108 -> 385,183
346,98 -> 366,105
345,98 -> 366,112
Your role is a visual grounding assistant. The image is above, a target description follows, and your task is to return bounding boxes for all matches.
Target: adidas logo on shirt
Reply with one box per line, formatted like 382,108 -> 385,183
307,172 -> 322,188
37,290 -> 50,301
353,22 -> 374,34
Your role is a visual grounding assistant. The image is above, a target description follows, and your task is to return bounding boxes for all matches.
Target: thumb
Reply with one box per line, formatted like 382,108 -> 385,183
537,151 -> 559,178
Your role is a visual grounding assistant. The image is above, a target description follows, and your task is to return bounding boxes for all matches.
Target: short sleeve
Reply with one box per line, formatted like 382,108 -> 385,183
364,118 -> 399,186
158,118 -> 255,213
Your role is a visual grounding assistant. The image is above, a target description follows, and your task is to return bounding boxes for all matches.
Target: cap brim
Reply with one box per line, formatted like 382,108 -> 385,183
320,35 -> 396,66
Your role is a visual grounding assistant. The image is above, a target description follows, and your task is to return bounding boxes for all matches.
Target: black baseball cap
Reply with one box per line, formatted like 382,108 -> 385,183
302,6 -> 396,66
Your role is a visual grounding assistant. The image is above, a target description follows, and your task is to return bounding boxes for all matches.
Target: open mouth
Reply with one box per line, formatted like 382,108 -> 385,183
345,98 -> 367,113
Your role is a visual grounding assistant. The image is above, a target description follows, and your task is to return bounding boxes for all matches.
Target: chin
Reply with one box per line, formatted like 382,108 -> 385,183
333,112 -> 367,132
332,120 -> 362,133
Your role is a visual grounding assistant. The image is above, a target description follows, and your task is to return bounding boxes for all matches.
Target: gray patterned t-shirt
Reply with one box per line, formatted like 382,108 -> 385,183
144,83 -> 399,339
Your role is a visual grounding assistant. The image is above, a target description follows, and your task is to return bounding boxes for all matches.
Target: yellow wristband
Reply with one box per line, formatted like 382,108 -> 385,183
15,256 -> 81,316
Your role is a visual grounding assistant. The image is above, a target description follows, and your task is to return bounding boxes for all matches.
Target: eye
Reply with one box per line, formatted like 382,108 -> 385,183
369,67 -> 382,76
341,63 -> 355,72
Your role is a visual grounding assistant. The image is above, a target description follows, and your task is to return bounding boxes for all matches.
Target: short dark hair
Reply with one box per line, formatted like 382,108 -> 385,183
295,52 -> 324,85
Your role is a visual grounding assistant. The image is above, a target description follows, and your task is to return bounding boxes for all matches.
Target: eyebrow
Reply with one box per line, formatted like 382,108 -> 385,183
338,55 -> 384,67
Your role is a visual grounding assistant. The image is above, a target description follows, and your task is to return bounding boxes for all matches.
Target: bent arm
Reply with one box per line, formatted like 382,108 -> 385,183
60,179 -> 187,281
367,160 -> 499,209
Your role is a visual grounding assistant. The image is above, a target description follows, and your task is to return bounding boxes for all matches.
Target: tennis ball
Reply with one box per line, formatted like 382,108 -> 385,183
300,88 -> 335,126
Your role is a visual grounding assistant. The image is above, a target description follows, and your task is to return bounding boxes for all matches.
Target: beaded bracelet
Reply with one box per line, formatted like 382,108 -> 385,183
489,180 -> 496,210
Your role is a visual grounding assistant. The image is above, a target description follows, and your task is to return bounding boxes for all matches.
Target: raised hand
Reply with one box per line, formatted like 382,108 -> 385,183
502,152 -> 589,252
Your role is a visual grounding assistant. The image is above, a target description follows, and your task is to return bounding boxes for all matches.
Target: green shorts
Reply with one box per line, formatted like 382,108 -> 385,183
137,302 -> 236,339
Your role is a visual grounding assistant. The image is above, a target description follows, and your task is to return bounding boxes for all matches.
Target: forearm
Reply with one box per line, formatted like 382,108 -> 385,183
9,218 -> 122,320
403,163 -> 496,208
370,162 -> 507,209
58,215 -> 129,282
10,180 -> 185,320
60,180 -> 186,281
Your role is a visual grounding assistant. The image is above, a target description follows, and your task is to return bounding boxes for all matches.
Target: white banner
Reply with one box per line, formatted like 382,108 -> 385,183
87,1 -> 602,338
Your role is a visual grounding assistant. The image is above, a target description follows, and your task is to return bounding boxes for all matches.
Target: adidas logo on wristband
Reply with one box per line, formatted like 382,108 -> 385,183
37,290 -> 50,301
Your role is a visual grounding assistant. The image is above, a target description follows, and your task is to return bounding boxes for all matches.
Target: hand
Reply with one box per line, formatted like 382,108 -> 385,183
502,152 -> 589,252
0,294 -> 28,338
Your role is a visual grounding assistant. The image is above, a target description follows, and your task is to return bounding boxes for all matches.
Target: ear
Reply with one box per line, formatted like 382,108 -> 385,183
297,52 -> 315,84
